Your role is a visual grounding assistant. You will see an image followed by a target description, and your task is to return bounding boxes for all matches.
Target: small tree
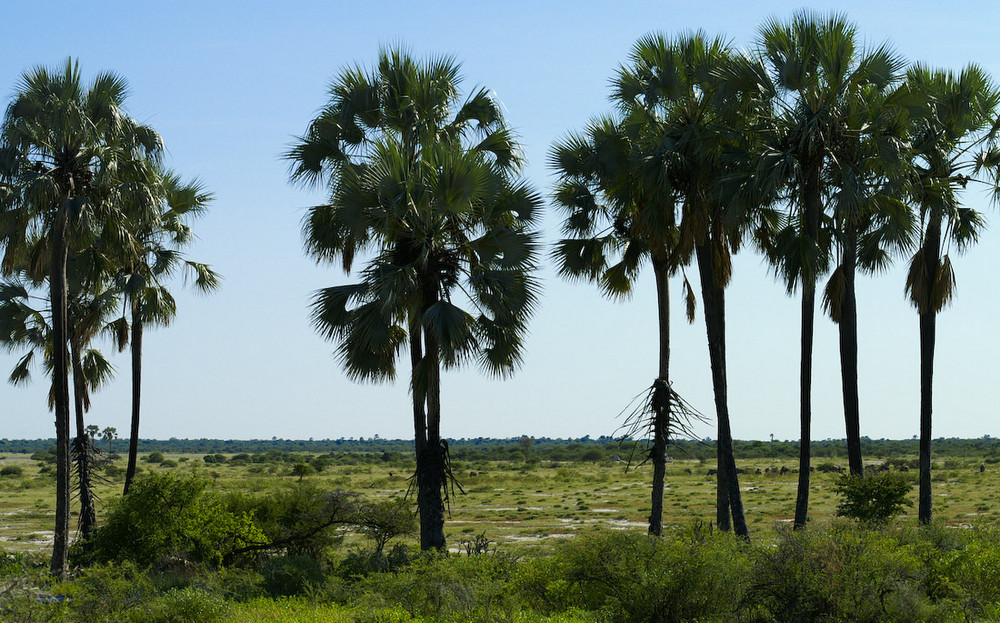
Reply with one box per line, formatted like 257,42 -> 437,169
834,472 -> 912,524
355,498 -> 416,553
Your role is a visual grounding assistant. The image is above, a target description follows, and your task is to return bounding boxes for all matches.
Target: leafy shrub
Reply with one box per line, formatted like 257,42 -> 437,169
30,446 -> 56,463
355,498 -> 416,552
145,452 -> 164,464
518,530 -> 748,622
203,454 -> 227,464
337,544 -> 414,579
77,473 -> 265,567
355,552 -> 522,621
59,562 -> 157,622
0,465 -> 23,477
227,483 -> 357,561
261,555 -> 325,596
130,586 -> 227,623
834,472 -> 913,524
746,525 -> 941,622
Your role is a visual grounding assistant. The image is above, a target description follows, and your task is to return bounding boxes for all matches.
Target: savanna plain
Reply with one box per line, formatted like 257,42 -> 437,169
3,440 -> 1000,622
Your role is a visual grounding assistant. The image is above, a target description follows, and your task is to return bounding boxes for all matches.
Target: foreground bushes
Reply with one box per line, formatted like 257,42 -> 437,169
15,505 -> 1000,621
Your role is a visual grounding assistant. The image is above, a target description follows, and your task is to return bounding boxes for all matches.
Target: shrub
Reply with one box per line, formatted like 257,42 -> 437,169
129,586 -> 227,623
60,562 -> 157,622
230,483 -> 357,561
77,473 -> 265,567
0,465 -> 24,477
834,472 -> 913,524
518,530 -> 748,621
355,498 -> 416,552
338,543 -> 413,579
145,452 -> 165,464
261,555 -> 325,596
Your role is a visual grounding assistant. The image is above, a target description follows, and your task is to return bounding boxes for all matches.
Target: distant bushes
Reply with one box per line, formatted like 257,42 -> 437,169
0,465 -> 23,477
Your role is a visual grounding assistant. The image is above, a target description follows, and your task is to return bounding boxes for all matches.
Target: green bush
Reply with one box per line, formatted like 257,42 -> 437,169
59,562 -> 158,622
746,525 -> 941,622
145,452 -> 165,464
261,555 -> 325,597
0,465 -> 24,477
337,544 -> 413,579
77,473 -> 265,567
834,472 -> 913,524
230,484 -> 355,560
128,586 -> 227,623
518,530 -> 748,622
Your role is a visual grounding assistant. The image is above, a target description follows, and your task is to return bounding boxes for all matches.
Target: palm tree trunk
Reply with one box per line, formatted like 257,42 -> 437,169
415,285 -> 446,551
794,163 -> 822,531
918,214 -> 941,524
49,202 -> 72,579
124,302 -> 143,495
696,241 -> 748,538
648,258 -> 670,537
70,338 -> 96,540
840,226 -> 862,476
419,327 -> 446,551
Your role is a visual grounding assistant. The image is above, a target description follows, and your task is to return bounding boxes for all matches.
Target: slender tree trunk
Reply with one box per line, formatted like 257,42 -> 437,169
648,258 -> 670,536
419,327 -> 446,550
918,214 -> 941,524
49,203 -> 72,579
415,284 -> 446,551
794,163 -> 822,531
840,225 -> 863,476
124,302 -> 143,495
70,338 -> 96,540
696,240 -> 749,538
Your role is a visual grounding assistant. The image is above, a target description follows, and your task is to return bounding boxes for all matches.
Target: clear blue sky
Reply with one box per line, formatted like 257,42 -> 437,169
2,1 -> 999,442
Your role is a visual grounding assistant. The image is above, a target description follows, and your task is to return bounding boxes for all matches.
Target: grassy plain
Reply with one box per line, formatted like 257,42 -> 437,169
2,449 -> 1000,553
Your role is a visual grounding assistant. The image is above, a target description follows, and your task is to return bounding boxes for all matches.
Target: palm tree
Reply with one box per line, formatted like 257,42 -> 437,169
287,48 -> 541,550
0,59 -> 161,576
101,426 -> 117,453
614,31 -> 773,538
751,12 -> 902,527
116,169 -> 218,495
820,82 -> 914,477
550,114 -> 687,536
0,260 -> 118,540
898,64 -> 1000,523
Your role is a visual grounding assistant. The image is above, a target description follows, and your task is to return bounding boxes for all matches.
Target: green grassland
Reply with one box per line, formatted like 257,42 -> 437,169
2,447 -> 999,553
6,446 -> 1000,621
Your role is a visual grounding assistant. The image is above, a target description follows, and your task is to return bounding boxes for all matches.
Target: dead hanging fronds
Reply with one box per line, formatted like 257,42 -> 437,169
821,264 -> 846,323
681,272 -> 697,323
616,378 -> 710,470
905,249 -> 956,315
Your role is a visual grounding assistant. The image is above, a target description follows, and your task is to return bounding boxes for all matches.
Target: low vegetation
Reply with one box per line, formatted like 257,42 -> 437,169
0,445 -> 999,620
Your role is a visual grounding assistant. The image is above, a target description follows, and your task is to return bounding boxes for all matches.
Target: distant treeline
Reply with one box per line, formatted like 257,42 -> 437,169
5,436 -> 1000,462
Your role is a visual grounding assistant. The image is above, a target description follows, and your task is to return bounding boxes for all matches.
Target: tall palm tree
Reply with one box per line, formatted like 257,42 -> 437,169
614,31 -> 776,538
820,81 -> 914,477
550,115 -> 688,536
0,59 -> 161,576
287,48 -> 541,550
898,64 -> 1000,523
0,262 -> 117,540
116,170 -> 218,495
751,12 -> 901,527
